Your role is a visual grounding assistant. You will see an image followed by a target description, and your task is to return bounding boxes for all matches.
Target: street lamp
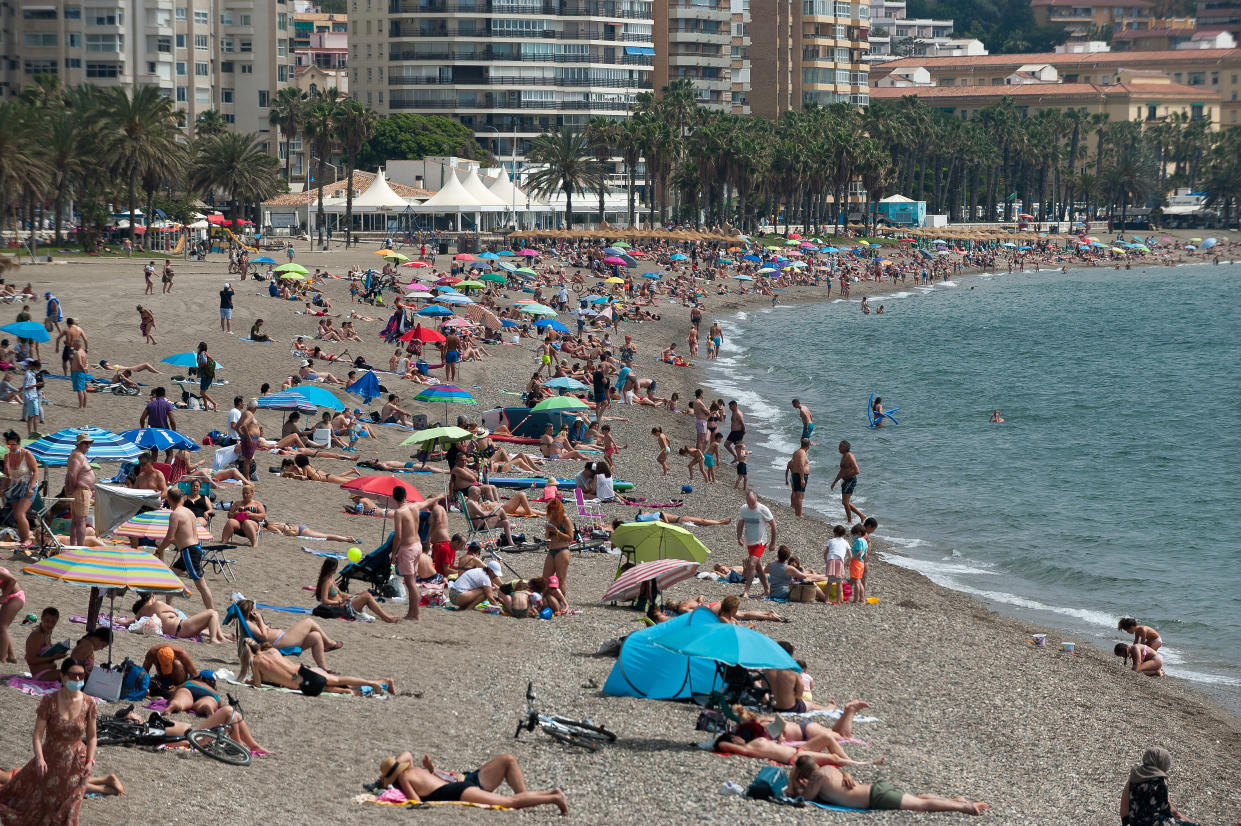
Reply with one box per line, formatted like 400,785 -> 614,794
483,124 -> 519,231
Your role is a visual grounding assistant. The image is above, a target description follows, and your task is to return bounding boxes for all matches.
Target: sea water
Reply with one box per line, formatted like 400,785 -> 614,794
702,263 -> 1241,699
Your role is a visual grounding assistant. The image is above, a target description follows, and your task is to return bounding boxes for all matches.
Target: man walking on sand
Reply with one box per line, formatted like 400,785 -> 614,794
785,438 -> 811,518
392,486 -> 446,621
792,398 -> 814,441
737,491 -> 775,598
725,400 -> 745,463
155,489 -> 215,610
66,433 -> 96,546
70,344 -> 89,409
692,389 -> 710,451
219,282 -> 235,334
830,440 -> 866,524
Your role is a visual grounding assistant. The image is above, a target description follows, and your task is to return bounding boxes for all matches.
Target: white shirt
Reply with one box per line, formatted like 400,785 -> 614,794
739,503 -> 774,546
227,407 -> 242,439
596,474 -> 616,501
825,537 -> 849,563
450,567 -> 493,594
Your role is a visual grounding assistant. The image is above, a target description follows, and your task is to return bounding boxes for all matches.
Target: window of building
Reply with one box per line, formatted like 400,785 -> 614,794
87,9 -> 123,25
86,34 -> 122,52
223,113 -> 235,123
176,34 -> 186,48
194,9 -> 208,24
240,63 -> 253,73
221,11 -> 233,25
221,61 -> 234,72
86,62 -> 121,78
176,61 -> 186,75
258,89 -> 269,107
147,61 -> 156,73
278,13 -> 288,30
195,34 -> 208,50
278,64 -> 288,82
195,87 -> 210,103
378,91 -> 384,103
24,8 -> 57,20
278,40 -> 287,57
240,14 -> 251,26
241,40 -> 253,52
1210,71 -> 1219,85
175,7 -> 186,20
221,88 -> 234,103
156,36 -> 170,52
176,86 -> 187,101
66,57 -> 82,68
195,61 -> 208,76
65,6 -> 82,19
24,60 -> 58,75
222,39 -> 233,53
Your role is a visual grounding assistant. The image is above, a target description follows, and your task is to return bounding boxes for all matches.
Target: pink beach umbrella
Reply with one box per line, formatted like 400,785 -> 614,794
519,249 -> 539,257
603,256 -> 628,266
602,558 -> 699,602
403,282 -> 430,291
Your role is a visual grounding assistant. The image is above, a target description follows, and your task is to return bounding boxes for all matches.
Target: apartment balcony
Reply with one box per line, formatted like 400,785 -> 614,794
669,29 -> 729,43
389,74 -> 652,88
668,51 -> 731,67
390,48 -> 653,66
388,0 -> 651,18
389,97 -> 639,111
389,21 -> 650,39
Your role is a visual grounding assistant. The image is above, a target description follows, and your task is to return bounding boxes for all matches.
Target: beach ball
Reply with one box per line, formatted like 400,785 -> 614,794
347,547 -> 363,563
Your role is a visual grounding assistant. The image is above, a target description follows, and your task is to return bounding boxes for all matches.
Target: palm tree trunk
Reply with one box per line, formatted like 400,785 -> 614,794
127,180 -> 138,245
627,164 -> 635,227
284,129 -> 293,182
564,185 -> 574,229
345,160 -> 355,250
53,194 -> 64,244
315,158 -> 327,248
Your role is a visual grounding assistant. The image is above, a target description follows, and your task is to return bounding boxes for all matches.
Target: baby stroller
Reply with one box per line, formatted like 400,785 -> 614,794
336,532 -> 395,595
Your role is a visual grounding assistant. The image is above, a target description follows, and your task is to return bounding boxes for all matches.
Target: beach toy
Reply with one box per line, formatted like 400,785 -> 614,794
1031,634 -> 1046,646
539,607 -> 554,620
866,597 -> 879,604
1061,642 -> 1075,654
347,547 -> 363,563
682,485 -> 693,493
867,393 -> 900,427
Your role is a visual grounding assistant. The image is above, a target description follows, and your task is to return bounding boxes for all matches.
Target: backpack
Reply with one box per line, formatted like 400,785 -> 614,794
746,766 -> 803,806
694,709 -> 731,733
199,353 -> 215,381
120,658 -> 150,701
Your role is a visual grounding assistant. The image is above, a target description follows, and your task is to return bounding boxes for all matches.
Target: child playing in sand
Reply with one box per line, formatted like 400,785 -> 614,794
679,446 -> 707,481
1117,617 -> 1162,651
733,441 -> 750,490
849,523 -> 868,604
652,426 -> 670,475
704,431 -> 723,483
823,525 -> 849,604
599,424 -> 625,471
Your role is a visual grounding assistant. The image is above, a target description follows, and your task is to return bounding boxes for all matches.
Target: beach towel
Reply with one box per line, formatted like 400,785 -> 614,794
254,602 -> 314,615
355,791 -> 508,811
302,546 -> 347,560
6,675 -> 63,696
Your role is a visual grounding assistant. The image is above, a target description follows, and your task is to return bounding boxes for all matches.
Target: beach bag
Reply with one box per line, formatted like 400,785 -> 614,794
312,603 -> 354,620
789,583 -> 817,603
84,664 -> 124,702
120,658 -> 150,701
695,709 -> 730,733
745,767 -> 790,801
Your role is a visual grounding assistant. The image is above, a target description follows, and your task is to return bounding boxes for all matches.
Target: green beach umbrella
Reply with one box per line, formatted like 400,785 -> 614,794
454,280 -> 484,290
531,396 -> 589,412
273,263 -> 308,275
400,425 -> 474,450
479,271 -> 507,283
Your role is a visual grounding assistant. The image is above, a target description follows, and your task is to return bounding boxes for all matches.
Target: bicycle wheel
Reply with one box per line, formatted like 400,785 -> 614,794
187,729 -> 252,766
543,718 -> 617,749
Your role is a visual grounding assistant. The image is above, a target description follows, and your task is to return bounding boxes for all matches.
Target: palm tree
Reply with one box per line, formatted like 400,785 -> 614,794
334,99 -> 378,248
190,132 -> 282,224
99,86 -> 186,245
524,130 -> 606,230
269,87 -> 310,183
41,105 -> 90,243
616,119 -> 644,228
0,102 -> 51,247
194,109 -> 229,139
585,117 -> 618,224
857,140 -> 897,235
303,97 -> 341,246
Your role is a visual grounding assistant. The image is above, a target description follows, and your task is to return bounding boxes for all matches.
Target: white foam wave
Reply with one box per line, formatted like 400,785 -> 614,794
1166,667 -> 1241,686
889,292 -> 911,298
877,533 -> 928,550
882,552 -> 999,578
940,280 -> 958,287
735,311 -> 748,321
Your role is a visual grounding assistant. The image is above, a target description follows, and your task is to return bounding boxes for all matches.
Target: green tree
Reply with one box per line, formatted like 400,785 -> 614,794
335,99 -> 379,248
269,87 -> 310,182
99,86 -> 186,245
303,96 -> 341,245
585,117 -> 619,224
194,109 -> 229,139
524,130 -> 606,230
0,102 -> 51,247
356,113 -> 492,170
190,132 -> 282,223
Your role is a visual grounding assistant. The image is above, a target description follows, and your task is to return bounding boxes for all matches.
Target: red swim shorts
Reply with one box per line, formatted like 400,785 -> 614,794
746,543 -> 766,559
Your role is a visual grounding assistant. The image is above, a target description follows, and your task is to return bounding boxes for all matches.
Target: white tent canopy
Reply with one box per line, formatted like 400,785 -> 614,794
456,168 -> 508,211
484,168 -> 551,211
412,169 -> 483,213
348,169 -> 414,212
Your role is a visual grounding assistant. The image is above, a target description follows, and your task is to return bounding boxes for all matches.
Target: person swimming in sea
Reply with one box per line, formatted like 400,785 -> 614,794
871,397 -> 884,426
989,410 -> 1004,423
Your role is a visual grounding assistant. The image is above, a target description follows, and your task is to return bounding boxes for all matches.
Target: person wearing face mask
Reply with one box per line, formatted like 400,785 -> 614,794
0,658 -> 98,824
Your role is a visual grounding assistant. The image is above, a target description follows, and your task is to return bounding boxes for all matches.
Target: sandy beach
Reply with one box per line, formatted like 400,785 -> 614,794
0,236 -> 1238,825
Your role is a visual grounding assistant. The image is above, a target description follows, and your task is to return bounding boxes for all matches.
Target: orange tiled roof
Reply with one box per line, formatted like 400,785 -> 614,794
262,171 -> 433,207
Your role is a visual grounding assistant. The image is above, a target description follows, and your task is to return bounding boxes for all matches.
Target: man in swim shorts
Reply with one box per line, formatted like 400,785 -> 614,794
788,756 -> 989,814
69,343 -> 89,408
392,486 -> 446,622
725,399 -> 745,462
155,489 -> 216,611
377,751 -> 568,814
784,437 -> 811,518
737,491 -> 775,598
443,330 -> 460,382
830,440 -> 866,524
792,398 -> 814,441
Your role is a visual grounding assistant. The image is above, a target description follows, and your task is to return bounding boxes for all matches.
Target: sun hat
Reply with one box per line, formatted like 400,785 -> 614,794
486,560 -> 502,577
75,432 -> 94,446
378,756 -> 409,787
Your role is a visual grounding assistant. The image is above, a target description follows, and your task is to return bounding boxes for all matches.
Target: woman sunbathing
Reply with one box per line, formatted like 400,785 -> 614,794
132,594 -> 230,644
466,487 -> 543,518
358,457 -> 449,475
314,559 -> 400,623
713,595 -> 786,624
731,705 -> 880,767
171,449 -> 249,485
238,639 -> 394,697
286,454 -> 359,484
713,734 -> 859,767
233,599 -> 343,668
487,448 -> 545,474
262,521 -> 357,543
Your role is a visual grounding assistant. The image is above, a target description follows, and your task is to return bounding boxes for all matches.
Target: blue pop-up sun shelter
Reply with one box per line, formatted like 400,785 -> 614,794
603,607 -> 724,700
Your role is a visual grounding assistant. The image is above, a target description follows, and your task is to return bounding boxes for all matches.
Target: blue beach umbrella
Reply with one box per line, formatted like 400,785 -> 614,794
653,622 -> 801,671
498,250 -> 517,256
587,295 -> 610,305
478,251 -> 499,259
669,253 -> 688,260
418,305 -> 454,317
733,274 -> 753,281
544,376 -> 588,391
27,427 -> 144,466
497,262 -> 518,272
641,272 -> 662,279
161,351 -> 222,369
346,371 -> 383,405
741,254 -> 760,262
119,428 -> 199,452
603,247 -> 625,255
437,294 -> 475,305
1,321 -> 50,343
286,385 -> 345,412
820,246 -> 840,253
534,318 -> 570,333
251,256 -> 277,264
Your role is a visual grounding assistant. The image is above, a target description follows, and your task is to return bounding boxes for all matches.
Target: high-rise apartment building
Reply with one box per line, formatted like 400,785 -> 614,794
0,0 -> 292,139
748,0 -> 870,118
348,0 -> 656,166
730,0 -> 751,113
653,0 -> 733,108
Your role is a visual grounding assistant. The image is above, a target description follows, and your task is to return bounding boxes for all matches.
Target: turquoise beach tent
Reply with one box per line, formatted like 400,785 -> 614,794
603,607 -> 724,700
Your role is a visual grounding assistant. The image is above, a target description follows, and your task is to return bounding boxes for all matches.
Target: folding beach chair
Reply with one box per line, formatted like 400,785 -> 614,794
456,491 -> 503,545
199,544 -> 237,582
574,487 -> 605,519
223,603 -> 302,656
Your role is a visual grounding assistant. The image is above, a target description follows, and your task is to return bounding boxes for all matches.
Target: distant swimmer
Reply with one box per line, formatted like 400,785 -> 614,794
860,297 -> 871,314
989,410 -> 1005,423
875,305 -> 884,314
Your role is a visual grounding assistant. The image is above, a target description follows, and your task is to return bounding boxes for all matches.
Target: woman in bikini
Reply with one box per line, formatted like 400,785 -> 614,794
540,499 -> 575,599
2,431 -> 39,548
262,521 -> 357,543
23,607 -> 62,680
221,485 -> 265,547
313,559 -> 400,623
131,593 -> 230,644
238,639 -> 394,697
1115,642 -> 1164,677
1118,617 -> 1163,651
231,599 -> 343,672
289,454 -> 359,485
0,565 -> 26,663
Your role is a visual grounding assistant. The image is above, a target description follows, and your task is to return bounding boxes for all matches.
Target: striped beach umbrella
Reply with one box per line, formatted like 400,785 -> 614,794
119,428 -> 200,452
23,545 -> 188,593
602,558 -> 699,603
115,510 -> 214,542
256,391 -> 318,413
414,385 -> 475,421
27,427 -> 144,467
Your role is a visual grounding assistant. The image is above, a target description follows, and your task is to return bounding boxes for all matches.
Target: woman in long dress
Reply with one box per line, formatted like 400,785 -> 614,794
0,658 -> 97,825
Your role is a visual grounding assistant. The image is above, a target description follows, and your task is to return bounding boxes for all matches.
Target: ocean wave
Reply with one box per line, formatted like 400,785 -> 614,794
882,551 -> 1000,578
1166,667 -> 1241,686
